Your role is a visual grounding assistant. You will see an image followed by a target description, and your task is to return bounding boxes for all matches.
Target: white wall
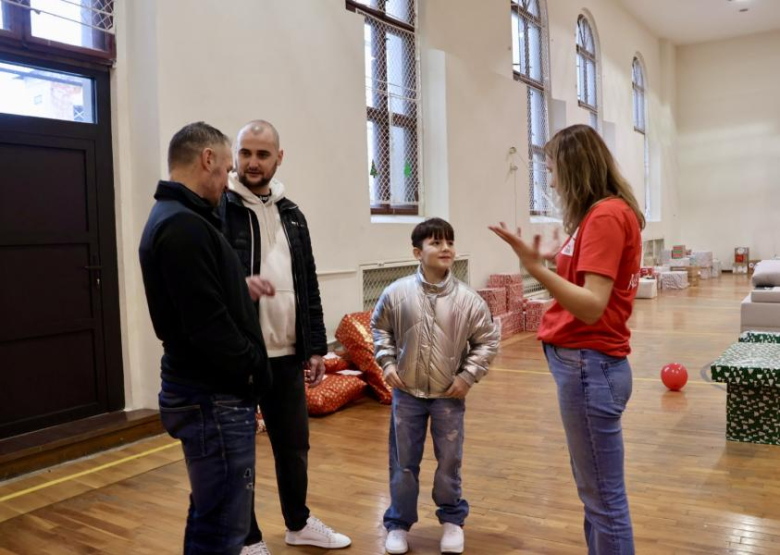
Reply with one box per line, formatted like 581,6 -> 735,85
112,0 -> 679,409
677,30 -> 780,267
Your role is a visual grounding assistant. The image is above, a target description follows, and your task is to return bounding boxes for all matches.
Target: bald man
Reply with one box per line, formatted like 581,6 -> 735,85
219,121 -> 351,553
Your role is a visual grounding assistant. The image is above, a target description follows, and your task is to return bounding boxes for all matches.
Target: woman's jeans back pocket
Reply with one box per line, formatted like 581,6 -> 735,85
159,391 -> 206,459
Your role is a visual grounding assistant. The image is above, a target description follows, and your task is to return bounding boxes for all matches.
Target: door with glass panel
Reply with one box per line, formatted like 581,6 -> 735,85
0,53 -> 123,439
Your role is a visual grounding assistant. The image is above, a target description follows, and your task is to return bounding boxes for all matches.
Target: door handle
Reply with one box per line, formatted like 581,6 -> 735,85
84,265 -> 103,288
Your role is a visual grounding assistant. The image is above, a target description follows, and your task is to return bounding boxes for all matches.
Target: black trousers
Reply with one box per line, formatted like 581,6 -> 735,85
250,355 -> 311,539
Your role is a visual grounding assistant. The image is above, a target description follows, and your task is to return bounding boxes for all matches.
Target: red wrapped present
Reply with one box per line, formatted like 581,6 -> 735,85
306,374 -> 366,416
477,287 -> 507,316
323,353 -> 351,374
495,310 -> 523,338
524,299 -> 554,332
506,283 -> 525,313
487,273 -> 523,288
335,312 -> 393,404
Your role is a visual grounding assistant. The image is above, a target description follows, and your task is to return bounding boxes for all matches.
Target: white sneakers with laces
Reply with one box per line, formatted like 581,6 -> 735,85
284,515 -> 352,549
440,522 -> 465,553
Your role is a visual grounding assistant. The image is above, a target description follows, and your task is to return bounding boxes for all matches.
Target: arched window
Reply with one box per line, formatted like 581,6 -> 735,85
576,15 -> 598,128
512,0 -> 552,215
633,55 -> 653,218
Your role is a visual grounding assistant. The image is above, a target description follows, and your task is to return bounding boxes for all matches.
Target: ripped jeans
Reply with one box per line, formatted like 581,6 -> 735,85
384,389 -> 469,531
159,384 -> 259,555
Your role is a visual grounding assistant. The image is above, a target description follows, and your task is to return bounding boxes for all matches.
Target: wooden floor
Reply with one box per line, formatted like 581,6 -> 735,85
2,273 -> 778,554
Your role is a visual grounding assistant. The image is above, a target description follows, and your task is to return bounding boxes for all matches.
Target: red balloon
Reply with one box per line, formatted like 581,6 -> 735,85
661,363 -> 688,391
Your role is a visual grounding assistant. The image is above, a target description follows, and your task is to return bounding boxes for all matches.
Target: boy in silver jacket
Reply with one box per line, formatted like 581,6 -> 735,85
371,218 -> 500,555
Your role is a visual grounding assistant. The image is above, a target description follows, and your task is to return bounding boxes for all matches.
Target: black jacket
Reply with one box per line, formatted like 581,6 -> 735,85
139,181 -> 271,397
219,190 -> 327,362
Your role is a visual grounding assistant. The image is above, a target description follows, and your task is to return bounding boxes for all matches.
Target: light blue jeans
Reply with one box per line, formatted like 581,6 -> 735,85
543,343 -> 635,555
384,389 -> 469,531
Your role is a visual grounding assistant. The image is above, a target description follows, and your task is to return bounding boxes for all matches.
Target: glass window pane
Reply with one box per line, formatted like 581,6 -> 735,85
0,5 -> 6,30
526,0 -> 540,18
529,87 -> 546,148
589,110 -> 598,130
528,21 -> 542,82
511,12 -> 521,74
576,53 -> 585,103
0,61 -> 95,123
530,150 -> 549,213
586,59 -> 597,107
386,0 -> 412,25
367,120 -> 377,204
30,0 -> 107,51
387,31 -> 414,115
390,125 -> 408,204
364,23 -> 375,108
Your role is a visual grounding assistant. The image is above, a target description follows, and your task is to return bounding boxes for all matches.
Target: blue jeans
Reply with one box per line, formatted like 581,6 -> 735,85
543,343 -> 635,555
384,389 -> 469,531
159,385 -> 259,555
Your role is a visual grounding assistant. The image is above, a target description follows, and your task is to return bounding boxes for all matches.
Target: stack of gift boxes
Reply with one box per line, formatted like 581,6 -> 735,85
477,273 -> 554,338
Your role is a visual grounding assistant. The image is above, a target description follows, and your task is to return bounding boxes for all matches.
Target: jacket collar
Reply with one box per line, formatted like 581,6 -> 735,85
224,189 -> 299,213
155,180 -> 220,227
416,265 -> 455,296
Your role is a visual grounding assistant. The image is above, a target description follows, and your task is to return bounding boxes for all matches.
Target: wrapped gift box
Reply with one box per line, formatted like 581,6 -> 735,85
506,283 -> 525,312
495,310 -> 523,339
711,342 -> 780,445
636,277 -> 658,299
739,331 -> 780,344
671,245 -> 686,259
659,271 -> 688,290
524,298 -> 554,332
691,251 -> 714,269
477,287 -> 507,316
487,273 -> 523,288
711,259 -> 722,277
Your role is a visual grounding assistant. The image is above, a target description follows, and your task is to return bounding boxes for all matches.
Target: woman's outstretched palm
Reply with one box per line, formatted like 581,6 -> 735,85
488,223 -> 541,267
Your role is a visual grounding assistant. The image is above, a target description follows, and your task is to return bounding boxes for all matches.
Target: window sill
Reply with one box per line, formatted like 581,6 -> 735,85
531,215 -> 562,224
371,215 -> 426,225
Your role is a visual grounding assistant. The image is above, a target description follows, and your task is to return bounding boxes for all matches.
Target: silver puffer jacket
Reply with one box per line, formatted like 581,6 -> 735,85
371,267 -> 500,398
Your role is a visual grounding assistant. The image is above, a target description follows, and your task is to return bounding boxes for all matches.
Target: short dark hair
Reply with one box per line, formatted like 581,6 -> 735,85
168,121 -> 230,171
411,218 -> 455,249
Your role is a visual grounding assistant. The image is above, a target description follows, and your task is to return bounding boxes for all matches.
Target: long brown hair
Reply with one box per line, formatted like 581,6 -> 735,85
544,124 -> 646,235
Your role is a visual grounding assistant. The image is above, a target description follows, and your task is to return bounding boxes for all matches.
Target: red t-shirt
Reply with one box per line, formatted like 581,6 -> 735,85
537,198 -> 642,357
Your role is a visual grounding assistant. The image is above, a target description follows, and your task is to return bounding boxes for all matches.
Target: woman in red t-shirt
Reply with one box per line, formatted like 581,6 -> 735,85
491,124 -> 644,555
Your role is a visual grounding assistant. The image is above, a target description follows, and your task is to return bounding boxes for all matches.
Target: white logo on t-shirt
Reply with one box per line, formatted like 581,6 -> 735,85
560,228 -> 579,257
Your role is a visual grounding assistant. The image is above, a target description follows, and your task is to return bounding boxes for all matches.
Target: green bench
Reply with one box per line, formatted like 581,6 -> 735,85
711,340 -> 780,445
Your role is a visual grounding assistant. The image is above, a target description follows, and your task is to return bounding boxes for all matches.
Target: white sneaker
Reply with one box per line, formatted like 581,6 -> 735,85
385,529 -> 409,554
440,523 -> 464,554
284,516 -> 352,549
240,541 -> 272,555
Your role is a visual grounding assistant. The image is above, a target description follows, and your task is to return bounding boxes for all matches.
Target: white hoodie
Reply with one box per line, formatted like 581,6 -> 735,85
229,173 -> 297,357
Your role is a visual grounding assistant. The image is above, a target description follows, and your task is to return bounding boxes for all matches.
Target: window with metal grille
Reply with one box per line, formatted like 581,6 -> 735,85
347,1 -> 421,216
0,0 -> 115,62
576,15 -> 598,127
632,57 -> 646,133
511,0 -> 552,217
633,56 -> 652,219
361,258 -> 469,312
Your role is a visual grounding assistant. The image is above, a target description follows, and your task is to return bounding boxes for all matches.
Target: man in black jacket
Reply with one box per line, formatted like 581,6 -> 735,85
219,120 -> 351,550
139,122 -> 274,555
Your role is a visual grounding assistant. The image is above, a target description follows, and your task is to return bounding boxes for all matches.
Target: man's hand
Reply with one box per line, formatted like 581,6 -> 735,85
384,365 -> 405,389
304,354 -> 326,387
245,276 -> 276,301
445,375 -> 470,399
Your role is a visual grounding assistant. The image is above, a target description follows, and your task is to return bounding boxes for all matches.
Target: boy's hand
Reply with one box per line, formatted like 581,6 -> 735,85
384,366 -> 405,389
445,375 -> 470,399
